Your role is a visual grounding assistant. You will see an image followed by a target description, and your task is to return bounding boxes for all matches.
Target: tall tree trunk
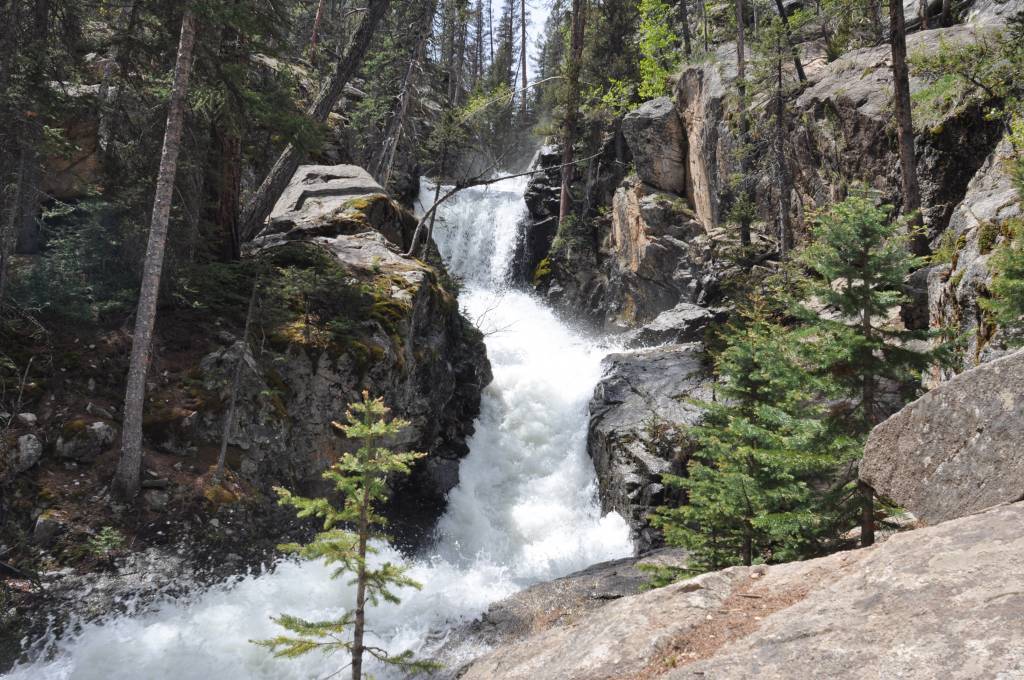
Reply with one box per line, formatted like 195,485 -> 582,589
941,0 -> 952,26
558,0 -> 586,225
373,0 -> 435,188
214,280 -> 259,483
214,127 -> 242,260
0,149 -> 27,302
678,0 -> 692,58
114,9 -> 198,500
735,0 -> 751,248
869,0 -> 885,45
774,51 -> 793,257
889,0 -> 928,255
773,0 -> 806,82
520,0 -> 528,117
310,0 -> 326,53
238,0 -> 391,243
919,0 -> 929,29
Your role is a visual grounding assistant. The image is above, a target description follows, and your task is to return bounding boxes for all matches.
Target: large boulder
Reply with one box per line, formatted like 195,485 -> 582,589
622,97 -> 688,196
860,348 -> 1024,525
927,135 -> 1022,384
588,343 -> 712,551
459,502 -> 1024,680
260,164 -> 415,249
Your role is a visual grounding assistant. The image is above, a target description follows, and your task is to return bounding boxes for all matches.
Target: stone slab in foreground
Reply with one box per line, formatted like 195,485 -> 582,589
459,502 -> 1024,680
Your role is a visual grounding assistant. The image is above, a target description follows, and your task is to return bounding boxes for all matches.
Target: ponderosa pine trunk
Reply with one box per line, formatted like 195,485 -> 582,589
238,0 -> 390,242
773,0 -> 806,82
558,0 -> 586,225
114,9 -> 198,500
889,0 -> 928,255
774,53 -> 793,256
735,0 -> 752,248
520,0 -> 528,117
214,279 -> 258,484
678,0 -> 692,58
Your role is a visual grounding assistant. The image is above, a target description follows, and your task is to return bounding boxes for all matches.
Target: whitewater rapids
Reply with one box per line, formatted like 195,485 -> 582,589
5,175 -> 633,679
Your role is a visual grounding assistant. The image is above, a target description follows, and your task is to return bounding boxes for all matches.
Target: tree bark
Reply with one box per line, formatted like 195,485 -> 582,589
678,0 -> 692,58
558,0 -> 586,225
774,52 -> 794,257
735,0 -> 751,248
214,280 -> 258,484
114,9 -> 198,500
238,0 -> 391,243
919,0 -> 929,29
941,0 -> 952,26
889,0 -> 928,255
773,0 -> 806,82
520,0 -> 528,117
373,0 -> 435,188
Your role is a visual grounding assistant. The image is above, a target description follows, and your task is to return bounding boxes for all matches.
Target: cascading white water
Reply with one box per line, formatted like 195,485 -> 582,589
6,174 -> 632,680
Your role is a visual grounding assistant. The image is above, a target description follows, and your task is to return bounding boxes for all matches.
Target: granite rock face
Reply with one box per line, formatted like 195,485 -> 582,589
861,348 -> 1024,525
927,136 -> 1022,383
622,97 -> 688,196
459,503 -> 1024,680
588,343 -> 713,551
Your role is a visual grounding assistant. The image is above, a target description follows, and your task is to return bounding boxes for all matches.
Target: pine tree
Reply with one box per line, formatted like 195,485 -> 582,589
650,300 -> 851,574
795,195 -> 941,546
255,393 -> 436,679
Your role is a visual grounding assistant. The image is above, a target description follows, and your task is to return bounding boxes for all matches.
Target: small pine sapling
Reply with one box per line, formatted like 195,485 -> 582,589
255,392 -> 436,679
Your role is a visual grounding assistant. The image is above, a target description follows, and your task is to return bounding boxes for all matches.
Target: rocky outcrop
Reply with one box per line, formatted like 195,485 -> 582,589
460,502 -> 1024,680
622,97 -> 687,196
927,136 -> 1022,382
444,548 -> 687,661
260,164 -> 416,250
148,165 -> 490,541
588,343 -> 712,551
623,302 -> 721,348
793,23 -> 1004,237
861,348 -> 1024,525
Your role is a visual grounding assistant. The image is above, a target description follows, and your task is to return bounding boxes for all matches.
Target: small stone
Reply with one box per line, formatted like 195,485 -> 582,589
143,489 -> 170,512
33,512 -> 65,546
11,434 -> 43,473
15,413 -> 37,428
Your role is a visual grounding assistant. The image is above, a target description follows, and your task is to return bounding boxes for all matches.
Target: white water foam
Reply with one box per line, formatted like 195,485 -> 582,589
6,174 -> 632,680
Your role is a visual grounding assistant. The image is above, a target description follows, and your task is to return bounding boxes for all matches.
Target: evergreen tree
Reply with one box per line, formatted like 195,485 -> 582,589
255,393 -> 435,679
650,300 -> 851,574
795,195 -> 941,546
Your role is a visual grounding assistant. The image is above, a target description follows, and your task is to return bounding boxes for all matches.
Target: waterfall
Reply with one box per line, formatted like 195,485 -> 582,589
6,176 -> 632,680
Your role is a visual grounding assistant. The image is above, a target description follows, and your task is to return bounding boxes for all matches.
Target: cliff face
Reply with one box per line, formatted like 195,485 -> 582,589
1,164 -> 491,558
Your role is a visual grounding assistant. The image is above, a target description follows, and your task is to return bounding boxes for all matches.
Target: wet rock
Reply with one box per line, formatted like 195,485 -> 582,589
624,302 -> 718,348
588,344 -> 713,551
441,549 -> 687,663
55,420 -> 115,462
861,348 -> 1024,525
622,97 -> 687,196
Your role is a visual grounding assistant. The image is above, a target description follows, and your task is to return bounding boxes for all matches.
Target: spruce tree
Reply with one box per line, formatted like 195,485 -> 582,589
255,393 -> 435,679
795,195 -> 940,546
650,300 -> 850,574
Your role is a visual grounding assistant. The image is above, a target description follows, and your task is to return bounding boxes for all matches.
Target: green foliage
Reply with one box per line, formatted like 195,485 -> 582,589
982,220 -> 1024,344
650,300 -> 854,574
794,196 -> 940,428
930,229 -> 967,266
86,526 -> 126,558
8,200 -> 142,322
637,0 -> 680,100
255,393 -> 436,677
